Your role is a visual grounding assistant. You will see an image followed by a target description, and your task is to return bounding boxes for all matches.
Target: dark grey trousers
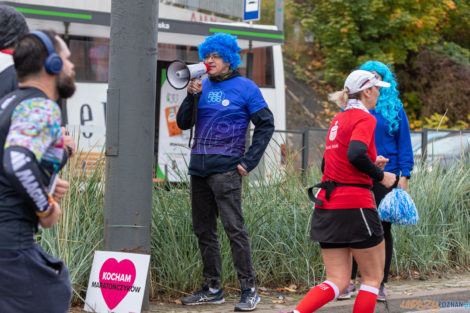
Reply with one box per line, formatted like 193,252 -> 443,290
0,244 -> 72,313
190,170 -> 255,290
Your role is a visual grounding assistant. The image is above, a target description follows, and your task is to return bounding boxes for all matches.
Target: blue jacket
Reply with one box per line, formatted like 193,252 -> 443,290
370,108 -> 414,177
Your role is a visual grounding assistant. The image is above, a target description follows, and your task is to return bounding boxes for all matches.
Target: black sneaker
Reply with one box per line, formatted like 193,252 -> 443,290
181,285 -> 225,305
234,288 -> 260,311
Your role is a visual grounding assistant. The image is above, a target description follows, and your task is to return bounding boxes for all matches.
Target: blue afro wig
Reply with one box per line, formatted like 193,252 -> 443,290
198,33 -> 242,70
359,60 -> 403,135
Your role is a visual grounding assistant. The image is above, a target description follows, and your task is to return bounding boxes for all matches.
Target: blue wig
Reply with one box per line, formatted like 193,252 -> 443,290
198,33 -> 242,70
359,61 -> 403,135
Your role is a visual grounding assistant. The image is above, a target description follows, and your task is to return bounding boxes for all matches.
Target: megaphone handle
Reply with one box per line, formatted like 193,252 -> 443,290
188,93 -> 200,148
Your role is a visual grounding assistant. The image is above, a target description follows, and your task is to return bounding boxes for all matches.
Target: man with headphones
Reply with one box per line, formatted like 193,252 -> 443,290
0,30 -> 76,312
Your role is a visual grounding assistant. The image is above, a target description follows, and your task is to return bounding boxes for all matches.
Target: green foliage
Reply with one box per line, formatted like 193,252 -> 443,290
423,113 -> 451,129
294,0 -> 456,85
441,0 -> 470,50
429,42 -> 470,66
396,47 -> 470,129
394,158 -> 470,273
258,0 -> 275,25
422,113 -> 469,129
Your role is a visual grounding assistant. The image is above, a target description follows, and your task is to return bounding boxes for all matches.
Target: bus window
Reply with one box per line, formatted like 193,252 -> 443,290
158,44 -> 199,63
70,37 -> 110,82
69,38 -> 274,88
239,47 -> 274,88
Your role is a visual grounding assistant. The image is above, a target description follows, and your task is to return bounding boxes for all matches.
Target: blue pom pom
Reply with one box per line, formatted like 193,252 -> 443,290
378,188 -> 419,226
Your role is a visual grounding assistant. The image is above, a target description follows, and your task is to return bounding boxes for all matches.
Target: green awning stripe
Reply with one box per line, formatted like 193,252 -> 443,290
15,7 -> 92,20
209,28 -> 284,40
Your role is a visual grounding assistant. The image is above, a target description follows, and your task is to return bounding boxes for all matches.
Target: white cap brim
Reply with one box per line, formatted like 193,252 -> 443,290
376,81 -> 390,88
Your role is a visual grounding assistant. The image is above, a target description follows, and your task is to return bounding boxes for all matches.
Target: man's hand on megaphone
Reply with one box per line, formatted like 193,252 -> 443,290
187,79 -> 202,94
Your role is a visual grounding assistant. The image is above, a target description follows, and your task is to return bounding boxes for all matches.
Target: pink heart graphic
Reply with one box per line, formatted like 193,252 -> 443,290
99,258 -> 136,310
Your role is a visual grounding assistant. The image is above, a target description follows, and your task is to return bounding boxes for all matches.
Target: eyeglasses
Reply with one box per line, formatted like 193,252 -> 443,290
205,53 -> 222,61
369,74 -> 383,90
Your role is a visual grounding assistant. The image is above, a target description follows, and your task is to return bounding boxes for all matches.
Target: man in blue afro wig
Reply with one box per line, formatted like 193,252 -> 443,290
198,33 -> 241,70
177,32 -> 275,312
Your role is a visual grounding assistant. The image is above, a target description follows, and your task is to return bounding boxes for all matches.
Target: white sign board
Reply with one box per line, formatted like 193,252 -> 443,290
157,69 -> 192,182
84,251 -> 150,313
244,0 -> 261,21
66,82 -> 107,153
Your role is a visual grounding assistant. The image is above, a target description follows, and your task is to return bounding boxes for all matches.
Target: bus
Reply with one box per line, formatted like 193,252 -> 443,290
2,0 -> 286,182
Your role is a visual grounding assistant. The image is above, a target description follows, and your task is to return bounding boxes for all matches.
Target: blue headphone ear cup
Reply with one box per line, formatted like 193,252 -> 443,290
45,53 -> 63,75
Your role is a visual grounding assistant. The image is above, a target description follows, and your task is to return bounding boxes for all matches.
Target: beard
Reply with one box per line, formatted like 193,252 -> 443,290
56,72 -> 76,99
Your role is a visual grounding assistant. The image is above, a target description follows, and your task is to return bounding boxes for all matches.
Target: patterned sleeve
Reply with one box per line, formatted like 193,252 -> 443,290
4,97 -> 63,162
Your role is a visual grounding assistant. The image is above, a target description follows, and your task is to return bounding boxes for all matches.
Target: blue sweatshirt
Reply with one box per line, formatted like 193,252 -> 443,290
370,108 -> 414,177
176,74 -> 274,177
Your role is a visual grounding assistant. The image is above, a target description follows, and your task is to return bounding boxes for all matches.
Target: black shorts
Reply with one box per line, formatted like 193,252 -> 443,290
320,233 -> 383,249
310,207 -> 384,249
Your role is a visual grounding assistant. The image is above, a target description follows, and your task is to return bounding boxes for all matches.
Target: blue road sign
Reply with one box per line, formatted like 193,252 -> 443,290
244,0 -> 260,21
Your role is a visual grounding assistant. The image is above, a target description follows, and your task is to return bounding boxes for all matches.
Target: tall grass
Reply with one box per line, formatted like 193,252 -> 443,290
37,153 -> 469,302
38,153 -> 105,303
392,158 -> 470,276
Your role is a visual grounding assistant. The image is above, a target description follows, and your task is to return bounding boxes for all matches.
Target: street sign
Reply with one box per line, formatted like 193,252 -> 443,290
244,0 -> 260,21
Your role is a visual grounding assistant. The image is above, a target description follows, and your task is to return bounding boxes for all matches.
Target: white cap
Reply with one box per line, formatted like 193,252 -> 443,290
344,70 -> 391,94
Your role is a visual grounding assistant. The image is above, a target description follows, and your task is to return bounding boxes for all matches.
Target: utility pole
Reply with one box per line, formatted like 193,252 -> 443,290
104,0 -> 158,310
275,0 -> 284,32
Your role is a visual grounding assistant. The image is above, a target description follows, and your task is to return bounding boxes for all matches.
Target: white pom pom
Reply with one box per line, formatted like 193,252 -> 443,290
378,188 -> 419,226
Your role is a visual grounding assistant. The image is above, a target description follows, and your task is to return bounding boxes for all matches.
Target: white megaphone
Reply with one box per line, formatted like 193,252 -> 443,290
167,60 -> 210,90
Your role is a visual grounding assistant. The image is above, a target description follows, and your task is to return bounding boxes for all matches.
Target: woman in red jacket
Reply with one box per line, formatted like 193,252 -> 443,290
283,69 -> 396,313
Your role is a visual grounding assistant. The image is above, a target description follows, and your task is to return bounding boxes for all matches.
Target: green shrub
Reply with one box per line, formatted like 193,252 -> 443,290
38,155 -> 469,301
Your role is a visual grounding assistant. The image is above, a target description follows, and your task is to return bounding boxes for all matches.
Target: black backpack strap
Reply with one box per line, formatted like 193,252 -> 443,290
307,184 -> 324,206
307,181 -> 372,206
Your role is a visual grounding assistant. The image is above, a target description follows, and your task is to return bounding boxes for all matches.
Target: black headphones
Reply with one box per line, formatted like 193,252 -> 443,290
29,31 -> 63,75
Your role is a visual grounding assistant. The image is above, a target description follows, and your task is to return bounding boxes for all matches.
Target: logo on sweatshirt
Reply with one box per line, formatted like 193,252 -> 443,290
207,89 -> 224,104
329,121 -> 339,141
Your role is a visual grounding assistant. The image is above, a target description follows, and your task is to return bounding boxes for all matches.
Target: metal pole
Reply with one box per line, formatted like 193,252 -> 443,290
104,0 -> 158,311
246,40 -> 254,80
275,0 -> 284,32
245,40 -> 254,153
301,127 -> 309,183
422,128 -> 428,162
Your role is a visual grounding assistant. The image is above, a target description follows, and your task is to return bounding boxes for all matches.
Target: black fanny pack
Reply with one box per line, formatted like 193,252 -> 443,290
307,180 -> 372,206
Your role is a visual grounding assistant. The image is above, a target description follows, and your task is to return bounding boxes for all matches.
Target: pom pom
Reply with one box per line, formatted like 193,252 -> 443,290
378,188 -> 419,226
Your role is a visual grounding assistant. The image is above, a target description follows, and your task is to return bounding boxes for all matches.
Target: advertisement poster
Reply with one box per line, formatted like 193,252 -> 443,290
66,82 -> 107,154
157,69 -> 192,182
84,251 -> 150,313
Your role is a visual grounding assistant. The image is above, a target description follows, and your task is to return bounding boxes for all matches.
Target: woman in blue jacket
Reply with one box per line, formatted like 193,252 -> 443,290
339,60 -> 414,301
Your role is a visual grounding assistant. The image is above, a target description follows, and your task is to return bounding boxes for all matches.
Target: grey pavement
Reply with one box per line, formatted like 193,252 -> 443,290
70,273 -> 470,313
147,273 -> 470,313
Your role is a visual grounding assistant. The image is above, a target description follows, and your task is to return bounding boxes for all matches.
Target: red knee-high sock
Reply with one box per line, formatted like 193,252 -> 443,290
295,281 -> 339,313
353,284 -> 379,313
